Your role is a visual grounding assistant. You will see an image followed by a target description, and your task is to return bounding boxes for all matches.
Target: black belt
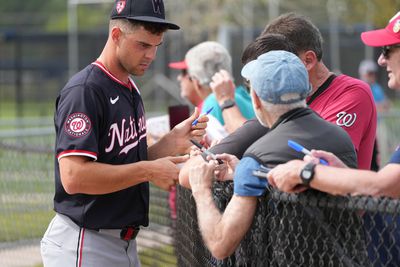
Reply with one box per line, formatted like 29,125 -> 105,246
96,226 -> 140,241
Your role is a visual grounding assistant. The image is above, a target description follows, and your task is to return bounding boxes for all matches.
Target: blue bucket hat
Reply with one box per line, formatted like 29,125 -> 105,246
241,50 -> 311,104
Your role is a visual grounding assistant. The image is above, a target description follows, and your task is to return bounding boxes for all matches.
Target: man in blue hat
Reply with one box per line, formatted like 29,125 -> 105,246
40,1 -> 207,266
188,50 -> 366,265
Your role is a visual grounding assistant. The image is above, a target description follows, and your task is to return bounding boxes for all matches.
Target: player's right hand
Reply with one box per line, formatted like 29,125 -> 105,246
149,155 -> 189,191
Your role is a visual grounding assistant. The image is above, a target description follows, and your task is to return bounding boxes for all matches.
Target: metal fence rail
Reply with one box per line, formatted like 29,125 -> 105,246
176,182 -> 400,267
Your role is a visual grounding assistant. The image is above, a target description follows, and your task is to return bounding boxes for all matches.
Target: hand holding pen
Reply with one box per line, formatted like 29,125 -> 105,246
190,139 -> 223,164
192,107 -> 213,126
288,140 -> 329,165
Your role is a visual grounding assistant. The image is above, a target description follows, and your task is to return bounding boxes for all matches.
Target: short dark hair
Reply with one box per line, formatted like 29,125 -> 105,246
261,13 -> 323,61
241,33 -> 297,64
110,19 -> 169,35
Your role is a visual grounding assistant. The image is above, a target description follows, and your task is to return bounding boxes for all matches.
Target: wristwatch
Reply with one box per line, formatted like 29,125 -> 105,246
220,99 -> 236,111
300,162 -> 317,186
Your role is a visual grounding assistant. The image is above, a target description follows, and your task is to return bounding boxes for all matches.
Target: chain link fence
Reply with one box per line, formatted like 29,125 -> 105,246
1,111 -> 400,266
176,182 -> 400,267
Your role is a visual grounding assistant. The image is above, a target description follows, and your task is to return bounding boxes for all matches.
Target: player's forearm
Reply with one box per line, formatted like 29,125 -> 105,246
60,156 -> 150,194
222,106 -> 247,133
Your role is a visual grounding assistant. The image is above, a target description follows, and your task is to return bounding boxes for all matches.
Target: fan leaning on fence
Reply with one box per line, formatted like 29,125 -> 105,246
187,50 -> 366,263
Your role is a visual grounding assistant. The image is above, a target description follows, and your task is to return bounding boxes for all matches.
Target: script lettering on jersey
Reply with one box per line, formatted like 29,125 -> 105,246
336,111 -> 357,127
105,115 -> 146,155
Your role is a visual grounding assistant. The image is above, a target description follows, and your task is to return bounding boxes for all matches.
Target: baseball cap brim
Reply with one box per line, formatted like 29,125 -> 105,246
124,16 -> 180,30
168,60 -> 187,69
241,59 -> 258,80
361,28 -> 400,47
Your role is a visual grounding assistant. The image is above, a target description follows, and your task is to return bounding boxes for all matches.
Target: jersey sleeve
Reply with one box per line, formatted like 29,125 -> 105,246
233,156 -> 268,196
318,86 -> 375,154
55,84 -> 101,161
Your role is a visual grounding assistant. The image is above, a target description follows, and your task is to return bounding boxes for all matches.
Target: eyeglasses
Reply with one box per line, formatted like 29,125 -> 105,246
381,44 -> 400,59
180,69 -> 193,81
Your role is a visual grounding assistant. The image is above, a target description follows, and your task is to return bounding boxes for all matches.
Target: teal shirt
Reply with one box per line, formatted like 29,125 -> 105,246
201,86 -> 255,125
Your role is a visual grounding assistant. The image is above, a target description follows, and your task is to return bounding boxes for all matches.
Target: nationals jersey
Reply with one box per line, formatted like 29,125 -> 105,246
307,74 -> 377,170
54,61 -> 149,229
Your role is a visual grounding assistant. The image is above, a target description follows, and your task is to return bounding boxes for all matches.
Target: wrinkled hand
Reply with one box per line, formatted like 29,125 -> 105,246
189,160 -> 217,196
209,153 -> 239,181
149,155 -> 189,191
267,160 -> 308,193
171,107 -> 208,154
304,150 -> 347,168
210,70 -> 236,105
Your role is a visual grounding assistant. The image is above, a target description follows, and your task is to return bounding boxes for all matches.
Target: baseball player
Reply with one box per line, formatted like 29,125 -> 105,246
40,0 -> 207,266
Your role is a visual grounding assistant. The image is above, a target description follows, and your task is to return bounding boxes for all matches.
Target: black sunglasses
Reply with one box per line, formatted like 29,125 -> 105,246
382,44 -> 400,59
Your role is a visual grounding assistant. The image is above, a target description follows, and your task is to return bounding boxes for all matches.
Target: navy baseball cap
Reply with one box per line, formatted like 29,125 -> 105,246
241,50 -> 311,104
110,0 -> 180,30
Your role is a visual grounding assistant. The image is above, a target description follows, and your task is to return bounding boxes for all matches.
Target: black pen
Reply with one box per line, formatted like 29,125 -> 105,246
189,139 -> 223,164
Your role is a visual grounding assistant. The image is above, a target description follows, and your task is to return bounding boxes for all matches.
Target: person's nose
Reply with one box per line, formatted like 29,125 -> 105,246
378,53 -> 387,67
145,46 -> 158,61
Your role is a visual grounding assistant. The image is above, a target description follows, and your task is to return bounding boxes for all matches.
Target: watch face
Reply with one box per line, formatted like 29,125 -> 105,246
302,170 -> 312,180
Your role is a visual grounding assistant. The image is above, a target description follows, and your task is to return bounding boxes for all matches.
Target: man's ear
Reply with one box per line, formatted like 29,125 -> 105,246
251,89 -> 262,110
111,27 -> 122,45
301,50 -> 318,71
192,78 -> 202,94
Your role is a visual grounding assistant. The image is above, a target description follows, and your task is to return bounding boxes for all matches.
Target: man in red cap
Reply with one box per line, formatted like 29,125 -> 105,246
267,11 -> 400,266
268,10 -> 400,196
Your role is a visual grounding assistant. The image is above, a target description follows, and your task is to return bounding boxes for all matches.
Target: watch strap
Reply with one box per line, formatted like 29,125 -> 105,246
220,99 -> 236,111
300,162 -> 317,186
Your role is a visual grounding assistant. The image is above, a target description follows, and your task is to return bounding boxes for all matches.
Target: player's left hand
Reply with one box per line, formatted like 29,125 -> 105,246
171,107 -> 208,154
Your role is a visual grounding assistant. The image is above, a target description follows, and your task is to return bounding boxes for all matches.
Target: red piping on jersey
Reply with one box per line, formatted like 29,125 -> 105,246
92,61 -> 141,95
57,150 -> 97,160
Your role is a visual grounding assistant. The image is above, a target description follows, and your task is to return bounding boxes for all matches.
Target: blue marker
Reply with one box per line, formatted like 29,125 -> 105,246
192,107 -> 214,126
288,140 -> 329,165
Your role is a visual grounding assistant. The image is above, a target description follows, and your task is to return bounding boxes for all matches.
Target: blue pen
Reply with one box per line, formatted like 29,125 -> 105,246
288,140 -> 329,165
192,107 -> 214,126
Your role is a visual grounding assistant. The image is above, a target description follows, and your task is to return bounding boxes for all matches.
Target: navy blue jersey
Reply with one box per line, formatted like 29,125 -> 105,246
54,61 -> 149,229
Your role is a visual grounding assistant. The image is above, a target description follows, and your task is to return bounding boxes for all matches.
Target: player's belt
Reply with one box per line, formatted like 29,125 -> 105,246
98,226 -> 140,241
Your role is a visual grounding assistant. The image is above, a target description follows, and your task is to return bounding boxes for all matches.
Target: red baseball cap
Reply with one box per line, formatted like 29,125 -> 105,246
168,60 -> 187,70
361,11 -> 400,47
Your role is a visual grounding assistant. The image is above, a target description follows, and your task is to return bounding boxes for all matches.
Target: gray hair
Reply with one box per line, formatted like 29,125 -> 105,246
260,99 -> 306,121
185,41 -> 232,87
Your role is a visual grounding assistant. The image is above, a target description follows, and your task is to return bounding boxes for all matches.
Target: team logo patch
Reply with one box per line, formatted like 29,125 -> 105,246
64,113 -> 92,137
151,0 -> 162,15
336,111 -> 357,127
393,20 -> 400,33
116,0 -> 126,14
